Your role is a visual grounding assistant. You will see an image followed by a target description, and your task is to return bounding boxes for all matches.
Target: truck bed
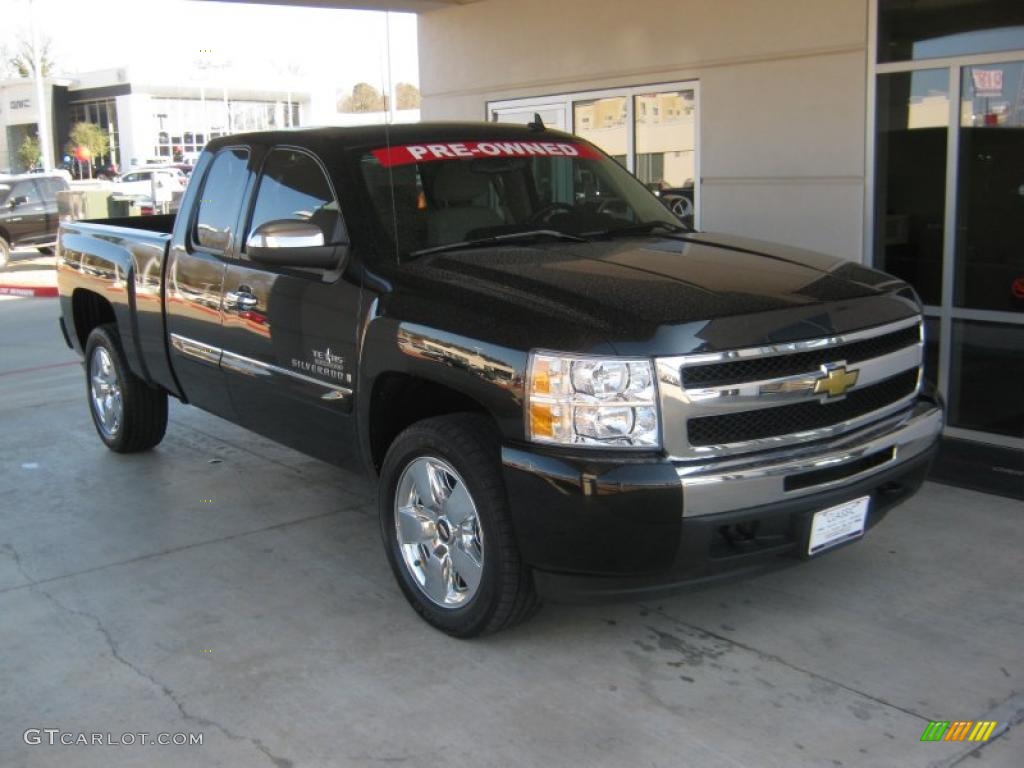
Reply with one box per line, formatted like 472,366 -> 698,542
81,212 -> 177,234
57,216 -> 180,398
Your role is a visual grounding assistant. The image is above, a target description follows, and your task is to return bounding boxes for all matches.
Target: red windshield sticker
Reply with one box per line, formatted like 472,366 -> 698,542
371,140 -> 599,167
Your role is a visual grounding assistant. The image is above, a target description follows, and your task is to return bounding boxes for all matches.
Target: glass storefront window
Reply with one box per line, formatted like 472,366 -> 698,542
573,96 -> 628,167
634,89 -> 696,226
954,60 -> 1024,313
491,81 -> 699,228
873,69 -> 949,306
878,0 -> 1024,63
948,320 -> 1024,437
68,98 -> 119,167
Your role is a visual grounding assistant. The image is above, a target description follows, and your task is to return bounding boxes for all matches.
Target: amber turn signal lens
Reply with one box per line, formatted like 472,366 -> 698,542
529,402 -> 554,437
530,365 -> 551,395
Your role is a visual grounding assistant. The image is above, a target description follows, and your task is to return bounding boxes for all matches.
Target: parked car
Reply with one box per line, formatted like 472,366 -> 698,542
0,172 -> 69,268
56,124 -> 942,637
648,181 -> 695,227
110,168 -> 186,206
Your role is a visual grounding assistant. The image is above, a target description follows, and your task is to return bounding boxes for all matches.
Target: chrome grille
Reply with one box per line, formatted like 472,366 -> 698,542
687,370 -> 919,446
655,316 -> 924,459
680,325 -> 921,388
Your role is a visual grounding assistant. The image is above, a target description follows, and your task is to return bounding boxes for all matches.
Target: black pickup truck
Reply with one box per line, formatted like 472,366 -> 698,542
57,123 -> 943,636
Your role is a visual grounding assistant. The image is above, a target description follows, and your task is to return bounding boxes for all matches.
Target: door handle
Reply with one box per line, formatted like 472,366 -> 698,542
224,286 -> 258,311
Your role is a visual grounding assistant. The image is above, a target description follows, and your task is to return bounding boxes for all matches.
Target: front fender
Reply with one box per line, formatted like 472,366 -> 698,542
356,308 -> 530,470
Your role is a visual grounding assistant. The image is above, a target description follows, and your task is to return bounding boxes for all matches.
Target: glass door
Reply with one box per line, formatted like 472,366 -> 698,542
489,81 -> 701,228
634,89 -> 698,228
871,1 -> 1024,450
947,60 -> 1024,440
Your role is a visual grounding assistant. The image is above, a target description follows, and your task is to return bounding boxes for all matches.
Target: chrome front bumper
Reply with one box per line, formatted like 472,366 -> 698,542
676,401 -> 943,517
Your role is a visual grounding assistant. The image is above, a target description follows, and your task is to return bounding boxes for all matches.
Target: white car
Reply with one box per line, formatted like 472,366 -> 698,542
112,169 -> 186,203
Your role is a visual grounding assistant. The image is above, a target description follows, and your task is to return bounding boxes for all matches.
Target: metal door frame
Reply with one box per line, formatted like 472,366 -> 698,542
865,0 -> 1024,450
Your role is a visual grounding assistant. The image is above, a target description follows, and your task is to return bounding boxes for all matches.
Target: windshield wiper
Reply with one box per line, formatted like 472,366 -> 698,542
408,229 -> 589,258
586,220 -> 691,239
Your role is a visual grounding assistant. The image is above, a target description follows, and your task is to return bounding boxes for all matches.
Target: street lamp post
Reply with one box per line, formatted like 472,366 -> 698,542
29,0 -> 53,171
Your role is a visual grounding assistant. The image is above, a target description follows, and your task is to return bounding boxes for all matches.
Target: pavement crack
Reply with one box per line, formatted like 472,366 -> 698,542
643,603 -> 931,723
31,582 -> 294,768
1,542 -> 34,585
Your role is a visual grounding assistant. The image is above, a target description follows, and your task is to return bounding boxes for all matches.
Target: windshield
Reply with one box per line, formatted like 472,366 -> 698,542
356,138 -> 685,259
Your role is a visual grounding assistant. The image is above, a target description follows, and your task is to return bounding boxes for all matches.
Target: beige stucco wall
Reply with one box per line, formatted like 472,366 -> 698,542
418,0 -> 870,261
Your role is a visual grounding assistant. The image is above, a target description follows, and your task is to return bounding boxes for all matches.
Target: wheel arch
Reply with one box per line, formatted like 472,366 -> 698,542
365,371 -> 496,474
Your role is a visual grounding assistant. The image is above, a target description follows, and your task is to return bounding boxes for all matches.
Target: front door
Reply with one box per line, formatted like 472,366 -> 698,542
165,146 -> 253,420
219,146 -> 361,466
4,179 -> 48,246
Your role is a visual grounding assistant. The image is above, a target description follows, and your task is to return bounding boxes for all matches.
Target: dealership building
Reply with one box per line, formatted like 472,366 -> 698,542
0,66 -> 312,172
400,0 -> 1023,493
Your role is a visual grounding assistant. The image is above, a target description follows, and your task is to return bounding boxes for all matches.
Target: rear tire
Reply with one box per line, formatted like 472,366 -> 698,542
0,237 -> 10,270
380,414 -> 539,637
84,324 -> 168,452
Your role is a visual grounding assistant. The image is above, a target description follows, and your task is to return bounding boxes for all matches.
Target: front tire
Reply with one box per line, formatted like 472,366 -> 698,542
85,324 -> 168,452
0,237 -> 10,270
380,414 -> 539,637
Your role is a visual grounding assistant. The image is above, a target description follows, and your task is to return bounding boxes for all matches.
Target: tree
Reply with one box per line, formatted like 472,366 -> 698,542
66,122 -> 110,179
18,135 -> 41,171
395,83 -> 421,110
6,35 -> 56,78
339,83 -> 387,113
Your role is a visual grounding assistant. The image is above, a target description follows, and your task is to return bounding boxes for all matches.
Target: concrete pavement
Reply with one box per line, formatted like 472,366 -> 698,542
1,297 -> 1021,767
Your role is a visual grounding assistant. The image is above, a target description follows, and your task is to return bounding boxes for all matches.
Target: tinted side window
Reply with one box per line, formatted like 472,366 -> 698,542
11,181 -> 42,205
40,178 -> 67,199
194,148 -> 249,251
249,149 -> 344,245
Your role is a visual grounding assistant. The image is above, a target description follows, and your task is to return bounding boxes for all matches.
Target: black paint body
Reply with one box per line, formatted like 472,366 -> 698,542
56,124 -> 936,590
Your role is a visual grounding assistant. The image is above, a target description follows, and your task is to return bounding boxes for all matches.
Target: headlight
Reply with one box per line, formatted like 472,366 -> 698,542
526,352 -> 660,448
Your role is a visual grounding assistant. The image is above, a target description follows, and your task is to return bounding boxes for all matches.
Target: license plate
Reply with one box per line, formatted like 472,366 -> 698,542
808,496 -> 869,555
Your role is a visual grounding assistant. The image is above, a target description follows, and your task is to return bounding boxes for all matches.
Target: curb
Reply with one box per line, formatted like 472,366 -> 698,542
0,285 -> 59,298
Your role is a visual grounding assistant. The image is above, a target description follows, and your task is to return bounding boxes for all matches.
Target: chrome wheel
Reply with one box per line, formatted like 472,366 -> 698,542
89,347 -> 123,438
394,456 -> 484,608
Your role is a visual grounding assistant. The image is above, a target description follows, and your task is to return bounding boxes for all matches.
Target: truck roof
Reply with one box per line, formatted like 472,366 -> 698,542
205,121 -> 578,153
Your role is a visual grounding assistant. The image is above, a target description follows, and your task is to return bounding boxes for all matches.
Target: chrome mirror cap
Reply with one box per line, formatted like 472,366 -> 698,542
246,219 -> 325,250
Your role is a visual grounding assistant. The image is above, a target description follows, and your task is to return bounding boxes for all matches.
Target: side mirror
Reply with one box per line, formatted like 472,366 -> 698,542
9,195 -> 27,208
245,219 -> 345,269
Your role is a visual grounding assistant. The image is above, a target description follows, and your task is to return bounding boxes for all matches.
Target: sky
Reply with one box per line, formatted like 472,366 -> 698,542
3,0 -> 419,96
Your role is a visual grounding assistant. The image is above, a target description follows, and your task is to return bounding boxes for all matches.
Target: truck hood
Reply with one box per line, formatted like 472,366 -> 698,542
389,232 -> 920,356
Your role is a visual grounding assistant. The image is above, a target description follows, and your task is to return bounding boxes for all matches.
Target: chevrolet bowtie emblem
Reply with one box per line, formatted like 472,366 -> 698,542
814,364 -> 859,398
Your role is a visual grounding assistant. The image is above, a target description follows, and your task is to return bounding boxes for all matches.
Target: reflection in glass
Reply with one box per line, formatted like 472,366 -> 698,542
922,316 -> 940,389
634,90 -> 696,226
878,0 -> 1024,63
574,97 -> 628,167
194,148 -> 249,251
955,61 -> 1024,313
874,69 -> 949,306
949,320 -> 1024,437
248,149 -> 345,245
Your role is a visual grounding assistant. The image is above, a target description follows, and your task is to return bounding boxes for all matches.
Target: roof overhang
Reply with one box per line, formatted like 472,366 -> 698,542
199,0 -> 479,12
